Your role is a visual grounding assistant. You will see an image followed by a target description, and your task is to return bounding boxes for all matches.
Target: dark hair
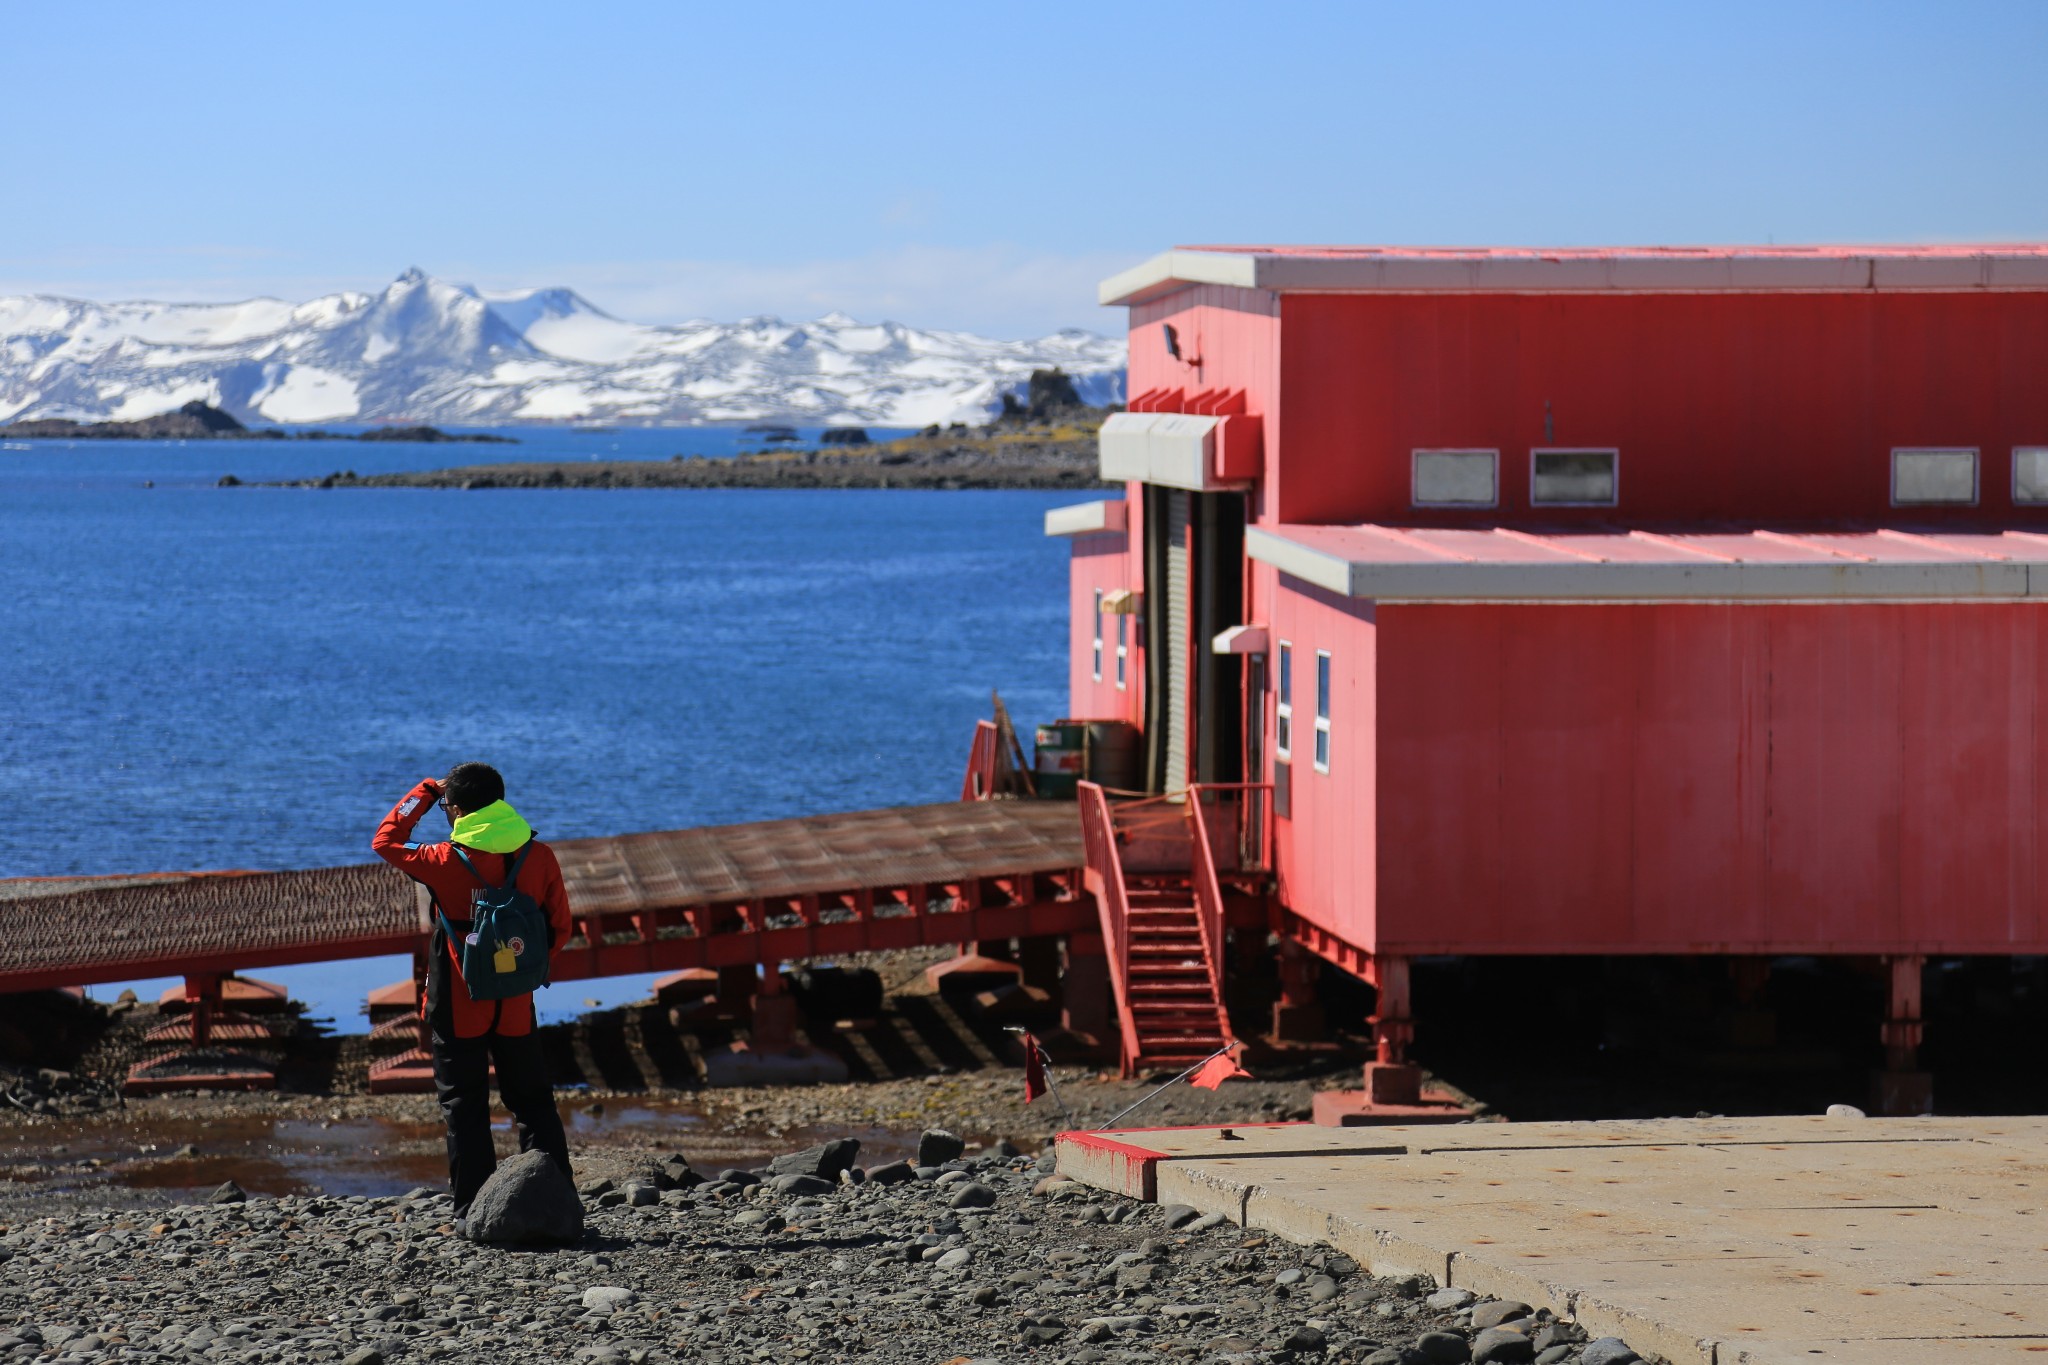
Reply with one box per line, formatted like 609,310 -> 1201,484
442,762 -> 505,812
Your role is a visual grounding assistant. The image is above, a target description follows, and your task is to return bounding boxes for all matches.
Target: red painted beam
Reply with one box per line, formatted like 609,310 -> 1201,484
0,932 -> 421,996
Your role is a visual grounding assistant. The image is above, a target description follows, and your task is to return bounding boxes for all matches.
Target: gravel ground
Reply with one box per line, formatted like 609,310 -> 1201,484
0,1138 -> 1645,1365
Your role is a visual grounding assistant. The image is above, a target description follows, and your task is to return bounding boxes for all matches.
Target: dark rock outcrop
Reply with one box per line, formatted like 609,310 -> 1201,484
463,1150 -> 583,1245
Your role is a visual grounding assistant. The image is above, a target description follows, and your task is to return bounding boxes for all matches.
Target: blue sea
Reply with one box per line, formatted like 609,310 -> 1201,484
0,426 -> 1076,1028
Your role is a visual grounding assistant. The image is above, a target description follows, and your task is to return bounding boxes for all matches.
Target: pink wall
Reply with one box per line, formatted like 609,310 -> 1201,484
1067,530 -> 1142,724
1265,576 -> 1377,951
1348,599 -> 2048,955
1129,286 -> 1282,523
1276,290 -> 2048,526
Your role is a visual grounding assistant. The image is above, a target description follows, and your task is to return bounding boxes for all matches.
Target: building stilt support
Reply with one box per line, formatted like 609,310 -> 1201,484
1270,939 -> 1325,1042
1873,954 -> 1933,1117
1310,954 -> 1473,1126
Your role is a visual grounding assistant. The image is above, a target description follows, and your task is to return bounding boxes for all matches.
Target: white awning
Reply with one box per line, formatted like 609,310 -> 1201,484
1248,523 -> 2048,602
1099,411 -> 1233,491
1043,499 -> 1128,538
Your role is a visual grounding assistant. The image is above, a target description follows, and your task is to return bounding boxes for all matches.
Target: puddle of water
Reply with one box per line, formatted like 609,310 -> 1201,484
5,1101 -> 937,1202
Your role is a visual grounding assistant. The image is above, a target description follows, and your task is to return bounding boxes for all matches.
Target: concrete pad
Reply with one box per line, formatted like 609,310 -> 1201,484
1056,1115 -> 2048,1365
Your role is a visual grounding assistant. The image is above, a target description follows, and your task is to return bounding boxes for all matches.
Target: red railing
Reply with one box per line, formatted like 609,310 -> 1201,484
1077,779 -> 1143,1065
961,719 -> 1000,801
1185,790 -> 1233,1023
1187,782 -> 1273,1031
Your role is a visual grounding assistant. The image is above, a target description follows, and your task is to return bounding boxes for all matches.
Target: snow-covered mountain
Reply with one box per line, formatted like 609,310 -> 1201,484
0,269 -> 1127,427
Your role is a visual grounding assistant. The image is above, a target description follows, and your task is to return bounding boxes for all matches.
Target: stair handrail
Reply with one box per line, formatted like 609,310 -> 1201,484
1076,779 -> 1144,1067
1184,785 -> 1236,1036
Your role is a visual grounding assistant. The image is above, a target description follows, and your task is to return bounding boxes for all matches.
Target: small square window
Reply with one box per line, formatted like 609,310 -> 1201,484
1412,449 -> 1498,507
1893,448 -> 1977,506
2015,448 -> 2048,505
1531,449 -> 1618,506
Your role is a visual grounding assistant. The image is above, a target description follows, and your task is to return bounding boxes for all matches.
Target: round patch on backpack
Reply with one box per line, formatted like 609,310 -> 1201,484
507,936 -> 526,957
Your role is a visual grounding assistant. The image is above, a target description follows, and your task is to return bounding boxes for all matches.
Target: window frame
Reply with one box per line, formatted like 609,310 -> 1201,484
1114,612 -> 1128,690
1891,446 -> 1979,508
1411,448 -> 1500,509
1091,588 -> 1104,682
2014,447 -> 2048,506
1274,640 -> 1293,761
1529,447 -> 1621,508
1313,649 -> 1332,774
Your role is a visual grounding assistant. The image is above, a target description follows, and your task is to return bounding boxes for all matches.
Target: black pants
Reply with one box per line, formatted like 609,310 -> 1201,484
430,1027 -> 572,1214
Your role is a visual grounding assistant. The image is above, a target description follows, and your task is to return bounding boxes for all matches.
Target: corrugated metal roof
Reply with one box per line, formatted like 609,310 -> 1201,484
1249,524 -> 2048,601
1100,244 -> 2048,305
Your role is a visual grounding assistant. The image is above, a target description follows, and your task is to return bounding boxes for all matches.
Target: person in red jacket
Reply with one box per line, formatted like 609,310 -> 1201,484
374,762 -> 574,1216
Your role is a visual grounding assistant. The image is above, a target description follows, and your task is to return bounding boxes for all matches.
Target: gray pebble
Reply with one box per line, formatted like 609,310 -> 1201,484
949,1182 -> 997,1210
1471,1300 -> 1533,1331
1284,1323 -> 1328,1353
1473,1326 -> 1535,1365
1416,1330 -> 1472,1364
1581,1339 -> 1640,1365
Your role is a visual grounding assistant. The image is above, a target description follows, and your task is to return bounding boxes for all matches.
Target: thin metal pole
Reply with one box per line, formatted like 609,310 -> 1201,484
1095,1044 -> 1232,1132
1004,1027 -> 1077,1128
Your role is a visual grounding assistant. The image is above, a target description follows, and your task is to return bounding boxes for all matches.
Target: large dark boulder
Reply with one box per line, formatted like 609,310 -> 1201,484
464,1150 -> 583,1246
918,1129 -> 966,1167
768,1137 -> 861,1181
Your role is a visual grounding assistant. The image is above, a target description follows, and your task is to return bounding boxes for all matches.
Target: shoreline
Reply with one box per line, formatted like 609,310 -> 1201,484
249,426 -> 1107,491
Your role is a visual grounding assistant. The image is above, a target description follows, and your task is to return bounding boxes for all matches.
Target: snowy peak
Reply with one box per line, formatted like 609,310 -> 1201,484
0,270 -> 1126,427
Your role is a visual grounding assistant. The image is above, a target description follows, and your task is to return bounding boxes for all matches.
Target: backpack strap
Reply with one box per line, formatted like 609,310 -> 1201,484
502,839 -> 532,890
453,840 -> 531,892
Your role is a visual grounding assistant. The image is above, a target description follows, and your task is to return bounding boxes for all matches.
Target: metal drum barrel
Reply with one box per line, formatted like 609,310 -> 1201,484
1033,719 -> 1143,798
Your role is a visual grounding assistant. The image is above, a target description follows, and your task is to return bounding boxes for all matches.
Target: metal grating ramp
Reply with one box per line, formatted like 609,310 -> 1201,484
0,800 -> 1085,993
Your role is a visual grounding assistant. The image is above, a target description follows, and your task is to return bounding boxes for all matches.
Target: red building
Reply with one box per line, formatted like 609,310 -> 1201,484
1047,245 -> 2048,1116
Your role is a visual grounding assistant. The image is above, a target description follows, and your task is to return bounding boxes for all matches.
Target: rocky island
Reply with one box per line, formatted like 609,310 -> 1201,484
2,401 -> 515,444
260,373 -> 1114,492
268,423 -> 1106,491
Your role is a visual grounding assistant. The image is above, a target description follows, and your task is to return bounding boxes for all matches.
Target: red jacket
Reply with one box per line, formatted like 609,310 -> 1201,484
373,779 -> 573,1038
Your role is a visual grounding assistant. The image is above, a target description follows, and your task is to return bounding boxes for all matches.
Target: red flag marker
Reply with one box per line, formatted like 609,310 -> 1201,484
1022,1030 -> 1047,1103
1189,1050 -> 1249,1091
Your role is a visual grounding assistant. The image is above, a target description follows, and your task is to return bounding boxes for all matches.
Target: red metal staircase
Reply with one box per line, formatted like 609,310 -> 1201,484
1078,782 -> 1266,1076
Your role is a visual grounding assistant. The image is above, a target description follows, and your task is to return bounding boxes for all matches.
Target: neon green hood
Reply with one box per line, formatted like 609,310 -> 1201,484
450,800 -> 533,854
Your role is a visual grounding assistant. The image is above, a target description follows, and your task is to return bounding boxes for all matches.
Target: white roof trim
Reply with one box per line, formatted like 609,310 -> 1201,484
1044,499 -> 1128,538
1246,525 -> 2048,602
1099,411 -> 1237,491
1098,250 -> 1261,306
1101,247 -> 2048,306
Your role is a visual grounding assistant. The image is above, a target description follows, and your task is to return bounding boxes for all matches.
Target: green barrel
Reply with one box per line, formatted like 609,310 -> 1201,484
1033,719 -> 1144,799
1033,721 -> 1087,799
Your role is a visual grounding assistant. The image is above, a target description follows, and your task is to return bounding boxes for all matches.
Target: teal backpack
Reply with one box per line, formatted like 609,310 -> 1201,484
438,842 -> 552,1001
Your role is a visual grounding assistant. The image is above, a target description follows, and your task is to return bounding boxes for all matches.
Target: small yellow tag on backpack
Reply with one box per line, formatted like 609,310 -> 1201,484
493,944 -> 517,974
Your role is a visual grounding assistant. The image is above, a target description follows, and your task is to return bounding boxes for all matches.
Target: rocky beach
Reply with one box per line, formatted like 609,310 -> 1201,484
0,1120 -> 1643,1365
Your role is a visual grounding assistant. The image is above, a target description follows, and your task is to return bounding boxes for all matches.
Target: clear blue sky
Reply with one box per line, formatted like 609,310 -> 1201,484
6,0 -> 2043,336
